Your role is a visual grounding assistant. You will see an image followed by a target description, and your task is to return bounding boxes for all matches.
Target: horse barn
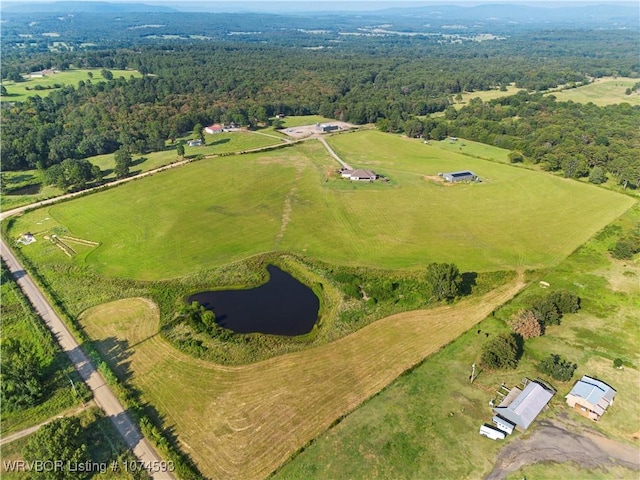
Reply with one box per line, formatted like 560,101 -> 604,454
441,171 -> 478,183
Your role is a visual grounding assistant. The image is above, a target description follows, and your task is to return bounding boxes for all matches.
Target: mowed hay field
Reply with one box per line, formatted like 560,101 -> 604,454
10,131 -> 635,280
79,274 -> 525,480
550,77 -> 640,106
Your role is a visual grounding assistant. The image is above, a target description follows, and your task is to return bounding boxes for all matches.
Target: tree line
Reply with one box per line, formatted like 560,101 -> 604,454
2,31 -> 637,173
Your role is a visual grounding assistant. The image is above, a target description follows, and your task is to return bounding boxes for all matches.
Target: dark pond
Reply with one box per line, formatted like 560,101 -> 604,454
187,265 -> 320,336
5,184 -> 41,196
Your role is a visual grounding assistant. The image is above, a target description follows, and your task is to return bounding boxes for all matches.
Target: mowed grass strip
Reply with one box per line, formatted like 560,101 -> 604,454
79,274 -> 525,480
11,132 -> 635,280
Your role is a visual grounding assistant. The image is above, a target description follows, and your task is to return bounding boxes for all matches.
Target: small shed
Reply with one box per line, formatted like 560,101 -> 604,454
566,376 -> 616,421
442,171 -> 478,183
187,139 -> 203,147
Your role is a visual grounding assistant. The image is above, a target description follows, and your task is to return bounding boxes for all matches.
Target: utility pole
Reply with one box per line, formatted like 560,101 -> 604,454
470,363 -> 476,383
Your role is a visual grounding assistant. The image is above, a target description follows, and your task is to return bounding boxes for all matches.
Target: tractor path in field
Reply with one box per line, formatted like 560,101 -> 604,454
81,272 -> 526,480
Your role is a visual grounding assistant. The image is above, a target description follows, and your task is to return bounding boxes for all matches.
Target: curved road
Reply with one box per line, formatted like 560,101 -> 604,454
0,240 -> 175,479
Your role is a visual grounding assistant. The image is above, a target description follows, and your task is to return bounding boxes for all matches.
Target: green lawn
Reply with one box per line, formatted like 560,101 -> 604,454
1,68 -> 141,103
9,130 -> 635,280
273,206 -> 640,480
550,77 -> 640,106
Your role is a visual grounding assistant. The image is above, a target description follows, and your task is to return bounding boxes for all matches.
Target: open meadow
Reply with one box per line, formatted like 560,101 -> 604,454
454,84 -> 523,109
0,68 -> 141,103
274,206 -> 640,479
8,130 -> 635,280
550,77 -> 640,106
78,272 -> 525,479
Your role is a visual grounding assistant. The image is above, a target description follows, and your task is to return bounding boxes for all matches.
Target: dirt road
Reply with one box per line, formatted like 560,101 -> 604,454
0,238 -> 175,480
486,416 -> 640,479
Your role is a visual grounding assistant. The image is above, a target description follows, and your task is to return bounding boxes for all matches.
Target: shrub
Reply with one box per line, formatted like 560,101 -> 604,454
610,240 -> 636,259
613,358 -> 623,368
537,353 -> 577,381
548,290 -> 581,314
510,309 -> 543,339
480,333 -> 520,370
532,296 -> 561,325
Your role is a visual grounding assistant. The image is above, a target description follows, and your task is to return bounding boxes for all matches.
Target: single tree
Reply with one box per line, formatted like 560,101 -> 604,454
100,68 -> 113,80
0,339 -> 43,411
480,333 -> 520,370
193,123 -> 205,143
114,147 -> 132,179
510,309 -> 543,339
0,85 -> 8,96
589,166 -> 607,184
425,262 -> 462,302
177,143 -> 185,158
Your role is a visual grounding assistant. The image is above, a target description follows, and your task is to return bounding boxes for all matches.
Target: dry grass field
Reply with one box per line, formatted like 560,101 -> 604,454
79,273 -> 525,479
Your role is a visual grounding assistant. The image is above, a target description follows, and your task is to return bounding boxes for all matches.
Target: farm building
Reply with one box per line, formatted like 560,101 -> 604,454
317,123 -> 339,133
566,376 -> 616,421
441,171 -> 478,183
187,139 -> 203,147
493,380 -> 554,431
340,168 -> 377,182
205,124 -> 224,134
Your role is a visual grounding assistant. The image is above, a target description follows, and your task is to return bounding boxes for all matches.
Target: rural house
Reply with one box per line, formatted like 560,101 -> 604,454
205,124 -> 224,134
441,171 -> 478,183
187,139 -> 203,147
340,168 -> 377,182
493,380 -> 554,431
566,376 -> 616,421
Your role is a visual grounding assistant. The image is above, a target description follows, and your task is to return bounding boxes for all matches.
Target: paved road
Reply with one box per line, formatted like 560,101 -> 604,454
0,239 -> 175,480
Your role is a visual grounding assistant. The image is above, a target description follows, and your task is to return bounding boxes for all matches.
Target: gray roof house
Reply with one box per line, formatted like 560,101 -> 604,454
566,376 -> 616,421
493,380 -> 554,431
442,171 -> 478,182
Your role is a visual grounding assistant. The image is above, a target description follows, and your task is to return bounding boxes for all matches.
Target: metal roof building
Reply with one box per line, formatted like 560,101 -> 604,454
442,171 -> 477,182
493,380 -> 554,431
566,376 -> 616,421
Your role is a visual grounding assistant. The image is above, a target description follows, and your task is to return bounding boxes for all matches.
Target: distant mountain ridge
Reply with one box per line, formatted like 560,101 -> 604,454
1,2 -> 176,13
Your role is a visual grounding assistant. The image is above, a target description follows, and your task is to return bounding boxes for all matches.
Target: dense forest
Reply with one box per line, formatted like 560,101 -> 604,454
1,7 -> 639,188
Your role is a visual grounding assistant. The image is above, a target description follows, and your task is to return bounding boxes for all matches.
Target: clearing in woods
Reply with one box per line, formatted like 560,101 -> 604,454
79,273 -> 525,479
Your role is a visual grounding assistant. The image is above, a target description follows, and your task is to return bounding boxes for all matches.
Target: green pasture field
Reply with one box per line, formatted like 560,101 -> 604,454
454,84 -> 524,109
273,206 -> 640,479
428,137 -> 511,163
0,263 -> 84,434
8,130 -> 635,280
550,77 -> 640,106
0,68 -> 141,103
